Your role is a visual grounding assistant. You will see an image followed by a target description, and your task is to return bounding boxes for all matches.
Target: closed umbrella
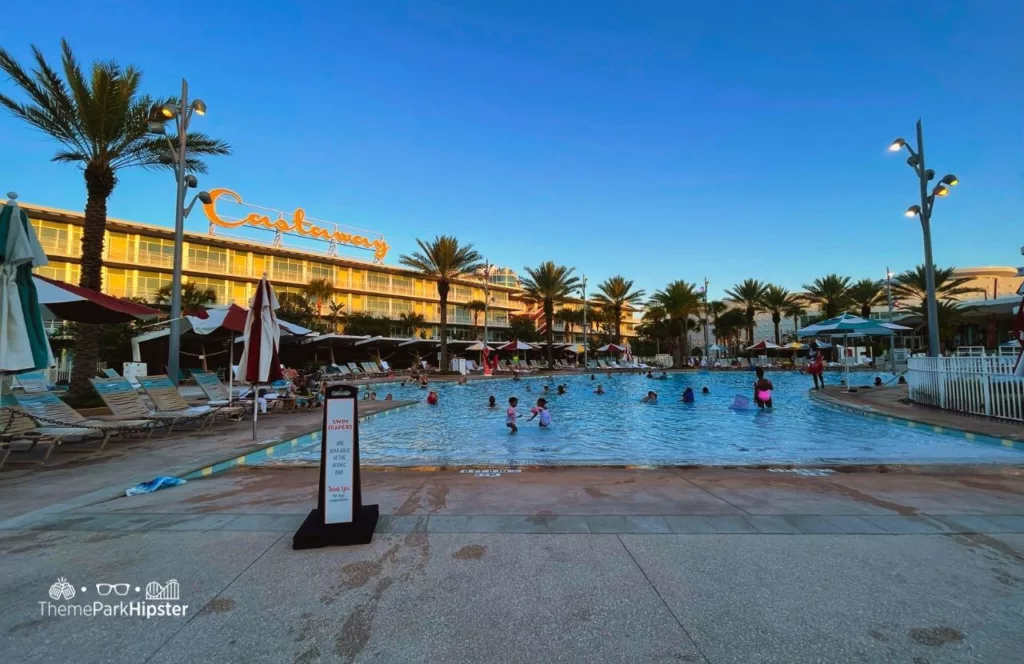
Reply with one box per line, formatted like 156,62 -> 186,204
236,275 -> 284,439
0,194 -> 54,376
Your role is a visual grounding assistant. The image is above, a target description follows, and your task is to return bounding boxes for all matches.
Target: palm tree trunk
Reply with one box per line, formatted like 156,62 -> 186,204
614,305 -> 622,344
773,316 -> 781,345
67,165 -> 115,403
545,300 -> 555,367
438,281 -> 450,371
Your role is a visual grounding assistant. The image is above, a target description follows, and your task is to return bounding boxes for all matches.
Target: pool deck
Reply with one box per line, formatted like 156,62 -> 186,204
813,386 -> 1024,443
5,457 -> 1024,662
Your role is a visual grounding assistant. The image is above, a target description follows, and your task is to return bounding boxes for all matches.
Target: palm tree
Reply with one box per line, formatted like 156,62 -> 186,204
724,279 -> 767,343
760,285 -> 799,345
714,309 -> 748,355
399,236 -> 483,371
397,312 -> 426,338
154,282 -> 216,315
802,274 -> 852,319
706,300 -> 727,342
847,278 -> 885,319
521,262 -> 580,368
906,300 -> 972,352
466,299 -> 487,338
557,307 -> 583,342
327,300 -> 345,333
0,40 -> 231,400
638,306 -> 669,355
891,265 -> 980,303
302,277 -> 335,316
650,281 -> 701,367
595,275 -> 646,344
785,301 -> 806,335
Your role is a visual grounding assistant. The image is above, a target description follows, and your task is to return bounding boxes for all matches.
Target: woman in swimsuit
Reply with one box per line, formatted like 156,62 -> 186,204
753,366 -> 773,409
808,342 -> 824,390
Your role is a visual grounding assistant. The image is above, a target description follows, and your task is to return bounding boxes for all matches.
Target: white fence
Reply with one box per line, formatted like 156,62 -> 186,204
908,356 -> 1024,423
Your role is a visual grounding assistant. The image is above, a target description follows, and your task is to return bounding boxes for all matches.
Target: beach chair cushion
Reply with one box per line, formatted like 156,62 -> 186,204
12,392 -> 154,431
190,369 -> 232,401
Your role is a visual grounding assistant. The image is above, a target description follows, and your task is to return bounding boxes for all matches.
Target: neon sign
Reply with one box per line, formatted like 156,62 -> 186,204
201,188 -> 390,263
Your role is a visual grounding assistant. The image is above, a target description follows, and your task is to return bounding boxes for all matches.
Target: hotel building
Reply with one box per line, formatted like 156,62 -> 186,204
23,195 -> 638,343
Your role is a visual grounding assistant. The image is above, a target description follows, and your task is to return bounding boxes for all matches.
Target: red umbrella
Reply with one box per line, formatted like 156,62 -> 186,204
236,276 -> 284,439
34,274 -> 160,323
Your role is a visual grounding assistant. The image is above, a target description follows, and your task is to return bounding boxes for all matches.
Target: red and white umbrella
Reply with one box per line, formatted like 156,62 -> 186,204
236,276 -> 284,439
34,274 -> 160,323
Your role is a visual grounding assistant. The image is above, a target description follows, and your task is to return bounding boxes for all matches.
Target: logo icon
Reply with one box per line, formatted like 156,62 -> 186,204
48,578 -> 75,601
145,580 -> 180,601
95,583 -> 131,596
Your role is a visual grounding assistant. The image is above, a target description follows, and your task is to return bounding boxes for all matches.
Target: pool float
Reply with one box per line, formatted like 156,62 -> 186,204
729,395 -> 756,410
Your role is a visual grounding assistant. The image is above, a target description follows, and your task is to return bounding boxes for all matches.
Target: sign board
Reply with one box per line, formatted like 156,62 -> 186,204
323,397 -> 355,524
122,362 -> 147,388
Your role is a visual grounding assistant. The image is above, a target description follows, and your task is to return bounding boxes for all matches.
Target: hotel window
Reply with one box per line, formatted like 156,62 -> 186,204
105,268 -> 130,299
136,271 -> 171,303
451,285 -> 471,302
34,261 -> 72,282
366,272 -> 389,293
232,282 -> 249,306
231,251 -> 249,277
187,277 -> 228,305
488,311 -> 509,327
447,305 -> 471,325
107,232 -> 135,262
188,245 -> 228,274
138,237 -> 174,268
270,257 -> 303,283
308,262 -> 334,283
32,220 -> 70,256
491,291 -> 509,306
391,275 -> 413,295
415,279 -> 429,297
391,298 -> 413,315
351,269 -> 365,289
366,296 -> 390,316
350,295 -> 363,312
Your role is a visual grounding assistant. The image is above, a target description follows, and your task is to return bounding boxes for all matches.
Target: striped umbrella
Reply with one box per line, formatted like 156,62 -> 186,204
0,193 -> 54,375
235,275 -> 283,439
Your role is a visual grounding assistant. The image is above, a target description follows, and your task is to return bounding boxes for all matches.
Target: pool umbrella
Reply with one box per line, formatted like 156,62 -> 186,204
236,275 -> 283,439
784,341 -> 806,364
0,194 -> 54,375
798,314 -> 910,391
597,344 -> 626,353
34,274 -> 160,323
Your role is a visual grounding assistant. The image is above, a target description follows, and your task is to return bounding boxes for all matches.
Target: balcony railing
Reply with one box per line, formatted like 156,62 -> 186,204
138,250 -> 173,268
188,257 -> 229,274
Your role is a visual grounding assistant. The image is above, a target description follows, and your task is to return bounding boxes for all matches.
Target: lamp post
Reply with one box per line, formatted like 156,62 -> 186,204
149,79 -> 209,383
700,277 -> 710,367
581,275 -> 588,370
885,267 -> 895,372
888,120 -> 959,357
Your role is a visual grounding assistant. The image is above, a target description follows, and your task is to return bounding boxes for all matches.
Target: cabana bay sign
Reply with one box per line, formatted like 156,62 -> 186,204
202,188 -> 390,263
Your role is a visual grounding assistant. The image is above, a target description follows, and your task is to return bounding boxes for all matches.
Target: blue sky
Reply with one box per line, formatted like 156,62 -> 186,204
1,1 -> 1021,299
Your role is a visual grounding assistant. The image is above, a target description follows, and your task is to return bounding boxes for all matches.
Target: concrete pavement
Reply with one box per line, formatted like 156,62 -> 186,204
3,467 -> 1024,663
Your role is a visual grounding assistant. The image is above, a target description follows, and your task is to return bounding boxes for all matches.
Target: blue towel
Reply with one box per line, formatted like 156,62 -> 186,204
126,476 -> 186,496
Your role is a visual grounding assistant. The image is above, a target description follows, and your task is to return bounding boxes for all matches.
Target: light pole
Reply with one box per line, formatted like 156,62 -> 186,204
888,120 -> 959,357
885,267 -> 895,372
700,277 -> 710,367
581,275 -> 588,370
149,79 -> 209,383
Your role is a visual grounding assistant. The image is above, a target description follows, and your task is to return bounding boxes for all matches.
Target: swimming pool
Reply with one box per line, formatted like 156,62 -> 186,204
276,372 -> 1024,467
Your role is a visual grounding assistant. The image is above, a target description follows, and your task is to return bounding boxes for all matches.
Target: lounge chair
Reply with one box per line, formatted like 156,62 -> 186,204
12,392 -> 157,450
189,369 -> 233,405
360,362 -> 382,376
0,405 -> 107,465
137,375 -> 242,426
347,363 -> 365,376
13,370 -> 50,393
103,368 -> 120,378
91,377 -> 213,434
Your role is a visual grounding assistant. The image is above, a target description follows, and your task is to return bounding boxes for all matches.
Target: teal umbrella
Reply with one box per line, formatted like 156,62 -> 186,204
0,193 -> 55,375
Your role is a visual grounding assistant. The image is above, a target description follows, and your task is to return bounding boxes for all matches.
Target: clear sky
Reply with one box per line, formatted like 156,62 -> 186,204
1,1 -> 1021,299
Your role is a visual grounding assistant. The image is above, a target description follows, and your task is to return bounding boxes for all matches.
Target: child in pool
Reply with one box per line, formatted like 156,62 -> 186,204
488,395 -> 497,408
642,391 -> 658,404
426,391 -> 439,405
557,384 -> 566,395
595,384 -> 605,395
682,387 -> 695,403
527,398 -> 551,427
590,374 -> 596,380
753,366 -> 773,409
506,397 -> 520,433
701,386 -> 710,395
385,394 -> 393,401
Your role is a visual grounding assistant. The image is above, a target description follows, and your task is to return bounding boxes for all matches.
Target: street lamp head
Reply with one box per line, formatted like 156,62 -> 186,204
147,121 -> 166,135
185,174 -> 198,189
191,99 -> 207,116
159,104 -> 177,119
925,168 -> 935,181
905,205 -> 921,218
933,184 -> 950,197
158,153 -> 174,165
888,138 -> 907,152
940,174 -> 959,186
197,191 -> 213,205
906,154 -> 920,167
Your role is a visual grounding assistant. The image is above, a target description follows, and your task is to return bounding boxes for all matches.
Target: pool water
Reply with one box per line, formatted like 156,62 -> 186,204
281,372 -> 1024,466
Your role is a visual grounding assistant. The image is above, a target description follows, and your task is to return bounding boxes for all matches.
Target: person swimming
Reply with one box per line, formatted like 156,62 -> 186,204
488,395 -> 497,408
642,391 -> 658,404
590,374 -> 596,380
385,394 -> 393,401
874,377 -> 883,386
426,390 -> 439,405
527,398 -> 551,427
660,371 -> 668,379
557,384 -> 566,395
595,384 -> 605,395
506,397 -> 520,433
753,366 -> 773,409
682,387 -> 695,403
701,386 -> 710,395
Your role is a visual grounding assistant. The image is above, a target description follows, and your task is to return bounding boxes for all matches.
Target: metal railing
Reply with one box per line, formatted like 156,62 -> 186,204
907,356 -> 1024,422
